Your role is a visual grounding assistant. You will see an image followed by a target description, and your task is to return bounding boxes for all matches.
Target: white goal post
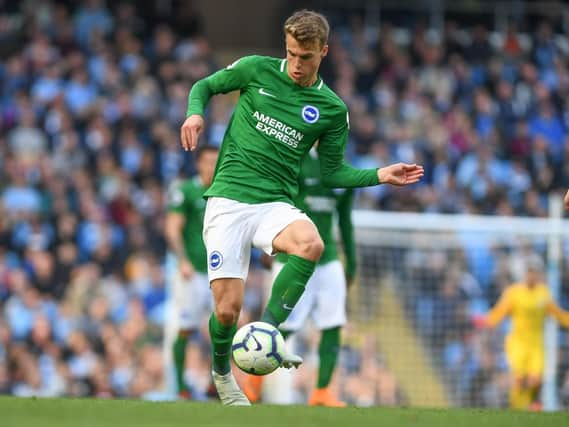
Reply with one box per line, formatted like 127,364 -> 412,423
349,195 -> 566,410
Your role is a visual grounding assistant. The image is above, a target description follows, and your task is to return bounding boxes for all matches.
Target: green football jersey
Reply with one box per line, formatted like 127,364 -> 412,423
167,176 -> 208,273
276,152 -> 356,279
187,55 -> 379,205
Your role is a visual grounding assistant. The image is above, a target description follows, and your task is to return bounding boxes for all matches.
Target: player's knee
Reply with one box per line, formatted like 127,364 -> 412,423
308,235 -> 324,260
513,376 -> 525,389
178,329 -> 192,339
527,376 -> 542,389
215,305 -> 239,326
294,235 -> 324,261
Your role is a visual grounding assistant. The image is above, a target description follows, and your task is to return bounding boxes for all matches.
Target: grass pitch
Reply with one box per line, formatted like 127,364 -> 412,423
2,396 -> 568,427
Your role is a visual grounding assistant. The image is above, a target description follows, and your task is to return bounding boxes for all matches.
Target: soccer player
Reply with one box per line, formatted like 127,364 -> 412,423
180,10 -> 424,405
245,149 -> 355,406
474,256 -> 569,409
164,145 -> 218,399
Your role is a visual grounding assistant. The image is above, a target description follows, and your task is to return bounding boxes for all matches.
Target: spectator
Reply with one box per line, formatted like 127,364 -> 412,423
0,1 -> 568,406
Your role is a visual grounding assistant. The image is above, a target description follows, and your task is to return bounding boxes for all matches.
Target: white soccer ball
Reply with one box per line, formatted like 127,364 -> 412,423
231,321 -> 285,376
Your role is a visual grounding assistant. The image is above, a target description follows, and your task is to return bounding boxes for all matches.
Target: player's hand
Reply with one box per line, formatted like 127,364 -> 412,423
180,114 -> 205,152
471,314 -> 488,329
345,273 -> 355,289
378,163 -> 424,186
564,190 -> 569,210
180,259 -> 195,280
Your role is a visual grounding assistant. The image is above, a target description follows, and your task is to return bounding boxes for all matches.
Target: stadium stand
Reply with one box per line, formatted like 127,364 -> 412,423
0,0 -> 568,407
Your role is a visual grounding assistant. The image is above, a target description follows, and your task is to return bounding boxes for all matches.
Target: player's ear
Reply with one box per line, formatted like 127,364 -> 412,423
321,44 -> 329,58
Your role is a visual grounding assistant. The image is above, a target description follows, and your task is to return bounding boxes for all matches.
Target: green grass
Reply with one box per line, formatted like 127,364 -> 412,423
2,396 -> 568,427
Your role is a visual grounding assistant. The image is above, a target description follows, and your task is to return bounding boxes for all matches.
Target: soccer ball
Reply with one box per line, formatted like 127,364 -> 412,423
231,321 -> 285,375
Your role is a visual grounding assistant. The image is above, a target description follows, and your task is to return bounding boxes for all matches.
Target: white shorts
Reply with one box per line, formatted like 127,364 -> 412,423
172,270 -> 212,330
274,259 -> 347,331
203,197 -> 311,281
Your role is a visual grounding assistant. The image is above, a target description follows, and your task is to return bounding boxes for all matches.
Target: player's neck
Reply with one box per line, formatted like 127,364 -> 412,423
286,65 -> 318,87
298,74 -> 318,87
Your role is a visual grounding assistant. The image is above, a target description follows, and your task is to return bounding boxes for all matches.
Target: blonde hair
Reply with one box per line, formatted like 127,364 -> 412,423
284,10 -> 329,48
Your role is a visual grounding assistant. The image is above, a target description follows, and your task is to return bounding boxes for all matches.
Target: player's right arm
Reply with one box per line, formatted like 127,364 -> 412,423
564,189 -> 569,210
483,287 -> 513,328
181,56 -> 260,151
165,183 -> 194,279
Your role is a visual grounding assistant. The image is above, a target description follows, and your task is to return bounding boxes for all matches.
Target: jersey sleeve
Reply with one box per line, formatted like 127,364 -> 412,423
545,287 -> 569,328
186,55 -> 261,116
167,182 -> 188,214
485,287 -> 513,327
317,108 -> 379,188
336,189 -> 356,280
546,302 -> 569,328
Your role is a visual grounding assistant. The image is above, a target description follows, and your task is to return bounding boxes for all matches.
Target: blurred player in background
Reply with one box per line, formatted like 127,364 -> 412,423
180,9 -> 423,405
474,256 -> 569,410
244,149 -> 355,407
164,145 -> 219,399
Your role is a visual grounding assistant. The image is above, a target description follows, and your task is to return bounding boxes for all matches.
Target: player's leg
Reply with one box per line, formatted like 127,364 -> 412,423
203,197 -> 253,405
526,346 -> 545,411
254,204 -> 323,327
307,327 -> 345,406
505,338 -> 531,409
277,260 -> 317,335
309,260 -> 347,407
162,253 -> 180,397
252,203 -> 322,368
245,261 -> 315,403
509,376 -> 530,409
173,272 -> 213,398
209,278 -> 244,375
171,270 -> 194,398
209,278 -> 252,406
173,329 -> 192,398
526,376 -> 543,411
204,197 -> 252,376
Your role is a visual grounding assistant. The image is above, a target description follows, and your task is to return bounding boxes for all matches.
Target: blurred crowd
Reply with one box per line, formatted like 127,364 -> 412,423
0,0 -> 212,398
326,14 -> 569,215
1,0 -> 569,407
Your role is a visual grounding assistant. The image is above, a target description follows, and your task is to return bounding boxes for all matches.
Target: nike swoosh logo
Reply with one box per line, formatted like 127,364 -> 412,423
259,88 -> 276,98
283,304 -> 294,311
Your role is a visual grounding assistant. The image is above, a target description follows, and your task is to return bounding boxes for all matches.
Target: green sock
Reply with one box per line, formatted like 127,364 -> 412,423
209,313 -> 236,375
173,333 -> 188,393
317,327 -> 341,389
261,255 -> 316,327
279,329 -> 292,340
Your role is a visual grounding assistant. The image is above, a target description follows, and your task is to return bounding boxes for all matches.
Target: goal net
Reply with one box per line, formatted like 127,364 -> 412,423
265,205 -> 569,410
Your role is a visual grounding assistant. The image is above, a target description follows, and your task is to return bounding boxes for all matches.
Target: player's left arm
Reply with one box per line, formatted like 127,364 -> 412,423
336,189 -> 356,286
317,108 -> 423,188
546,300 -> 569,328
